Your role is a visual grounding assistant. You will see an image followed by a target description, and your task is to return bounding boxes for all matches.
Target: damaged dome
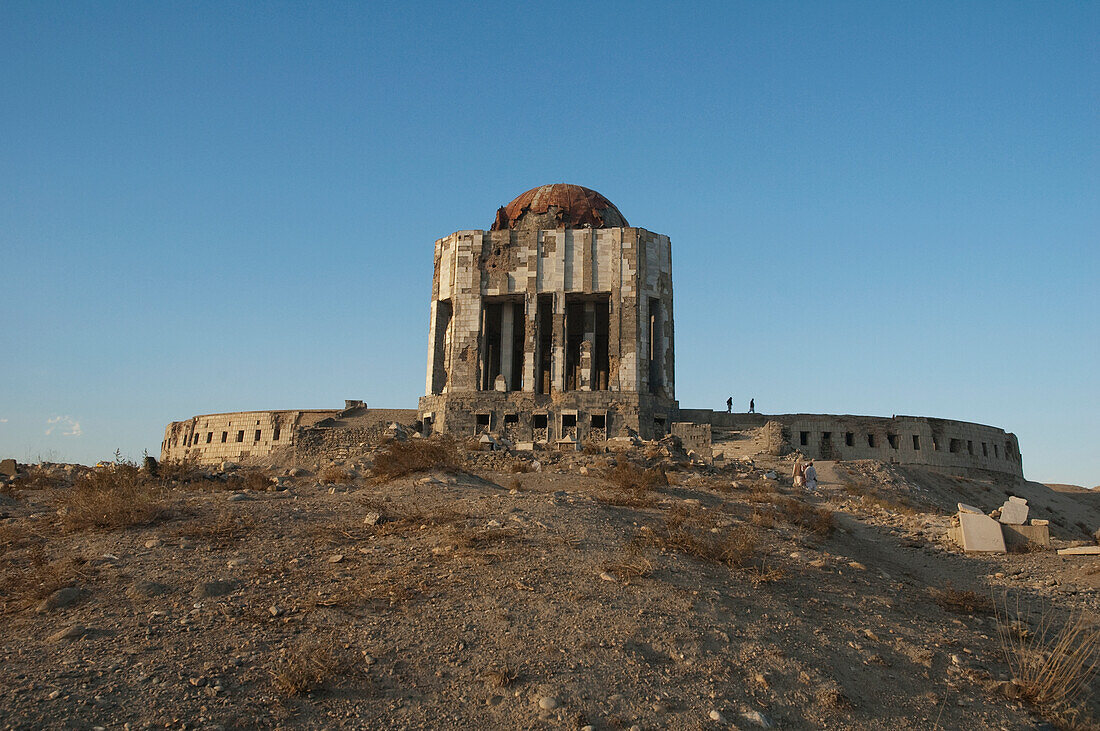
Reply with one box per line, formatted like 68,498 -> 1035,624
491,184 -> 628,231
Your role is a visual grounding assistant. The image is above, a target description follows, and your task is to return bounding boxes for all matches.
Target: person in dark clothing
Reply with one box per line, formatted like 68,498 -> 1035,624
749,398 -> 755,413
726,397 -> 732,413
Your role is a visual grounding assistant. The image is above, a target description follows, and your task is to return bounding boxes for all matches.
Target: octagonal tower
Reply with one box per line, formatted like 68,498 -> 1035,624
418,184 -> 677,445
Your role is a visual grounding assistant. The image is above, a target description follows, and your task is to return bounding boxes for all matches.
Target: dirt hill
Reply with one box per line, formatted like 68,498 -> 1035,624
0,439 -> 1097,729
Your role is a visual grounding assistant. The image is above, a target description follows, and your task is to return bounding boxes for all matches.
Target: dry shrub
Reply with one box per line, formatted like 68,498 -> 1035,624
750,508 -> 777,528
62,463 -> 166,532
744,559 -> 785,587
509,459 -> 533,474
747,481 -> 781,503
0,544 -> 93,614
643,507 -> 757,569
482,662 -> 521,688
157,458 -> 206,483
997,596 -> 1100,718
319,466 -> 352,485
582,441 -> 603,455
228,470 -> 274,491
10,465 -> 67,490
372,439 -> 460,480
775,497 -> 834,537
603,555 -> 653,581
606,461 -> 667,491
272,641 -> 348,696
930,583 -> 994,615
177,510 -> 255,547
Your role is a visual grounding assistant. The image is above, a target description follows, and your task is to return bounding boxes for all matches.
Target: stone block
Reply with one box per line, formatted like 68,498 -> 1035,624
957,503 -> 985,515
998,500 -> 1029,525
1001,524 -> 1050,548
512,442 -> 535,452
1008,496 -> 1027,505
1030,519 -> 1049,526
957,512 -> 1006,553
1057,546 -> 1100,556
0,458 -> 17,477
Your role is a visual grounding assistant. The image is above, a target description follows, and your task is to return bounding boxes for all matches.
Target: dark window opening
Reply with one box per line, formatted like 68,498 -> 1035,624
564,300 -> 584,391
845,432 -> 854,447
504,413 -> 518,425
255,429 -> 262,442
887,433 -> 899,449
533,414 -> 548,429
273,428 -> 280,441
476,414 -> 491,429
967,440 -> 974,455
654,416 -> 666,435
648,298 -> 662,395
221,431 -> 228,443
206,432 -> 213,444
949,438 -> 960,453
912,435 -> 921,450
821,431 -> 831,441
430,299 -> 453,395
536,294 -> 554,394
236,430 -> 244,443
480,299 -> 525,392
800,431 -> 809,446
982,442 -> 988,457
562,414 -> 577,428
868,433 -> 877,448
994,444 -> 1000,458
591,414 -> 606,429
932,436 -> 939,451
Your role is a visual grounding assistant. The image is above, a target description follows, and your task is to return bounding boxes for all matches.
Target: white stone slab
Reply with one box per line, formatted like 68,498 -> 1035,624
957,503 -> 985,515
958,512 -> 1006,553
998,501 -> 1029,525
1008,496 -> 1027,505
1057,546 -> 1100,556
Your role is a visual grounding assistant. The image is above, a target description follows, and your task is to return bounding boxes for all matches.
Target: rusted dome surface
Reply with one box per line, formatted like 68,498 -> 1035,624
491,184 -> 628,231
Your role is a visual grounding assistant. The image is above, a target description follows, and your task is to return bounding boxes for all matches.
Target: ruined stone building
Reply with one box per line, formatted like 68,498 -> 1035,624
161,182 -> 1024,478
416,184 -> 677,445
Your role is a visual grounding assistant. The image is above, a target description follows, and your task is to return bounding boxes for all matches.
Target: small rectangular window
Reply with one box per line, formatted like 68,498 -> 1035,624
254,429 -> 262,442
273,428 -> 280,441
982,442 -> 988,457
994,444 -> 999,458
562,414 -> 577,428
221,431 -> 228,443
949,438 -> 960,453
821,431 -> 831,441
867,433 -> 877,448
504,414 -> 518,425
206,432 -> 213,444
932,436 -> 939,451
591,414 -> 606,429
800,431 -> 809,446
912,435 -> 921,450
967,440 -> 974,455
887,433 -> 899,449
476,414 -> 491,429
237,430 -> 244,443
533,414 -> 548,429
845,432 -> 854,447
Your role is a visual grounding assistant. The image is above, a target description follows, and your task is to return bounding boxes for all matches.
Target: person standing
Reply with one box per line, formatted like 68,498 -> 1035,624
804,460 -> 818,492
792,460 -> 805,488
749,398 -> 755,413
726,397 -> 732,413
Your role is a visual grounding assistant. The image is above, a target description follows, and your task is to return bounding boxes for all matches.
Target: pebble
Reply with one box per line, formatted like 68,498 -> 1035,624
144,538 -> 161,548
48,690 -> 60,700
48,625 -> 88,642
538,696 -> 559,710
599,572 -> 616,582
363,511 -> 382,526
227,493 -> 251,502
709,709 -> 726,723
269,605 -> 283,617
328,554 -> 344,563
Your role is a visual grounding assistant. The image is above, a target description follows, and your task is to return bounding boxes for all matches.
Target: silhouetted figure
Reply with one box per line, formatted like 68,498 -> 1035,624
726,397 -> 732,413
749,398 -> 755,413
804,460 -> 818,492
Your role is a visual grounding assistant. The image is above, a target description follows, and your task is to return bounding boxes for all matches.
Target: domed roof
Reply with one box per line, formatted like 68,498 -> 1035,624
491,184 -> 628,231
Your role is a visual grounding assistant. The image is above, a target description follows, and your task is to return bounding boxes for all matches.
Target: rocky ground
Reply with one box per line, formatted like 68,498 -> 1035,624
0,438 -> 1097,730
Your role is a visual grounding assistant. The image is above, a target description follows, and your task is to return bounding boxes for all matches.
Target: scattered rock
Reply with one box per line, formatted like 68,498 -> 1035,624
36,587 -> 83,613
538,696 -> 559,710
599,572 -> 616,582
328,554 -> 344,563
741,709 -> 773,727
227,493 -> 251,502
193,580 -> 239,599
363,511 -> 383,526
0,458 -> 18,477
49,625 -> 89,642
709,709 -> 726,723
144,538 -> 162,548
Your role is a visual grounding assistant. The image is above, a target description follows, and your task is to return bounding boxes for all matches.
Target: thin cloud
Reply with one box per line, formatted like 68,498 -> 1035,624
0,418 -> 7,423
45,416 -> 82,437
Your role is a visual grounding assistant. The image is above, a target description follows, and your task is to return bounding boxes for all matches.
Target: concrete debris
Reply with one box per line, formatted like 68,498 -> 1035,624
1057,546 -> 1100,556
957,503 -> 984,515
997,497 -> 1029,525
957,512 -> 1006,553
0,458 -> 19,477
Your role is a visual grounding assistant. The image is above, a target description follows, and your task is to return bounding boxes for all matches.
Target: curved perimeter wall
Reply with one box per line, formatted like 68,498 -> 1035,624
679,411 -> 1023,478
161,410 -> 338,464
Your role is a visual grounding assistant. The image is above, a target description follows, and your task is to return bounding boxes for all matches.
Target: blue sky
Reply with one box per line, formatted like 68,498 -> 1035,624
1,1 -> 1096,486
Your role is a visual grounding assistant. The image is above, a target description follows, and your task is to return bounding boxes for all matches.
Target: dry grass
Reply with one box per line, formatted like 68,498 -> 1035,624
482,662 -> 521,688
372,439 -> 461,481
774,497 -> 835,537
176,510 -> 255,547
997,595 -> 1100,718
272,641 -> 348,696
0,543 -> 93,614
642,507 -> 758,570
10,465 -> 68,490
156,458 -> 206,483
603,555 -> 654,582
930,583 -> 994,615
62,462 -> 166,532
597,462 -> 667,508
319,466 -> 353,484
744,558 -> 786,587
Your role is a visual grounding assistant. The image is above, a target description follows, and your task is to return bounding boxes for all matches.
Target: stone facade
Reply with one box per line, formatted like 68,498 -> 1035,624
680,411 -> 1024,477
418,184 -> 677,443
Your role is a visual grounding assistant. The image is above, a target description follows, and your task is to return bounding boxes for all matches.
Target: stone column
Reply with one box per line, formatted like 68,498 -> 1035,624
500,303 -> 514,392
579,301 -> 596,391
552,293 -> 565,393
